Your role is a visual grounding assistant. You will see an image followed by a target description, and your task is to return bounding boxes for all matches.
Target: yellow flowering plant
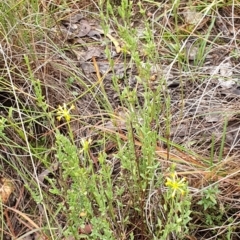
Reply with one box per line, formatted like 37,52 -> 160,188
80,138 -> 92,154
160,167 -> 192,239
165,172 -> 186,198
56,103 -> 75,122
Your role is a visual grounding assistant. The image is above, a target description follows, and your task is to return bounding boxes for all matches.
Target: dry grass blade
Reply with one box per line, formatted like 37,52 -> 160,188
95,124 -> 206,167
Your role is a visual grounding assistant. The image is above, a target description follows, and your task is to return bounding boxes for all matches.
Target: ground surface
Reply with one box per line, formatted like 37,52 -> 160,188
1,0 -> 240,239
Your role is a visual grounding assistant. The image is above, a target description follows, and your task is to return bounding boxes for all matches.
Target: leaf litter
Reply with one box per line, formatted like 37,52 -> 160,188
3,2 -> 240,239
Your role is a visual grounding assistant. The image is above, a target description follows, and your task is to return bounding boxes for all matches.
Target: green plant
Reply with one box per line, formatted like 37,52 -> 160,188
198,185 -> 220,211
197,185 -> 223,226
155,167 -> 192,239
55,131 -> 115,238
1,0 -> 240,239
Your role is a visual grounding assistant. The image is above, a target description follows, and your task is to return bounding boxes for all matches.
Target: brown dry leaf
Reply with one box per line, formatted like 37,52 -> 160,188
0,178 -> 14,203
61,13 -> 84,24
183,8 -> 203,25
218,61 -> 235,88
37,162 -> 59,185
183,8 -> 206,30
77,19 -> 91,37
87,29 -> 102,39
71,49 -> 87,61
79,223 -> 92,234
51,17 -> 92,40
185,42 -> 199,60
83,47 -> 102,61
219,61 -> 233,78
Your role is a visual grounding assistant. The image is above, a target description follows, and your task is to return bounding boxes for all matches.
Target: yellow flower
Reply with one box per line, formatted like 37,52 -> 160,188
165,172 -> 186,198
56,103 -> 75,122
79,138 -> 92,153
79,210 -> 87,217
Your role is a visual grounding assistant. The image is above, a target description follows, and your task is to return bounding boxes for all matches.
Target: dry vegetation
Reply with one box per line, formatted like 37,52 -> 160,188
1,0 -> 240,239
